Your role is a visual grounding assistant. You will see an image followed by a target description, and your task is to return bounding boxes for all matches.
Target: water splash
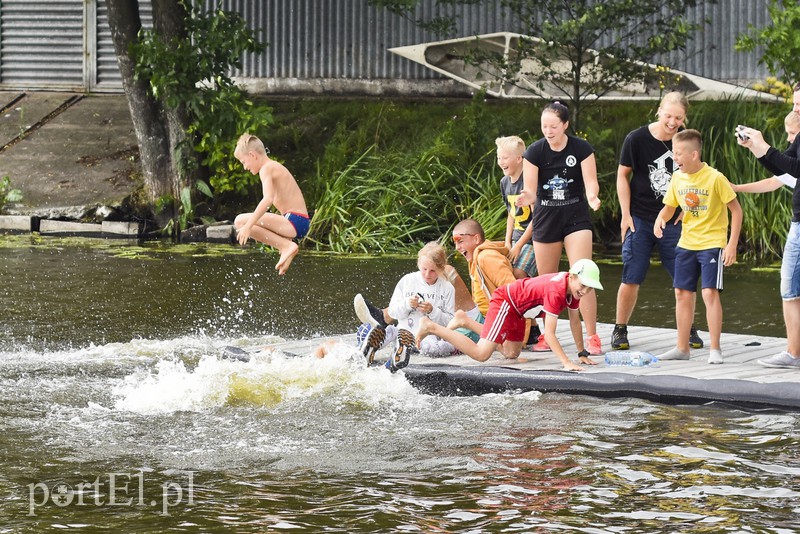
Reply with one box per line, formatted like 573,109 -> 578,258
112,341 -> 419,414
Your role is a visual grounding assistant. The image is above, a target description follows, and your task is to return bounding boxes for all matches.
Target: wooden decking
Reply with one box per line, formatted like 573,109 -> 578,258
263,322 -> 800,411
419,322 -> 793,382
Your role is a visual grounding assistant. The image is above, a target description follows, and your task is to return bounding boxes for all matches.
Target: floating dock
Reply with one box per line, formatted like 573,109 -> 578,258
262,322 -> 800,411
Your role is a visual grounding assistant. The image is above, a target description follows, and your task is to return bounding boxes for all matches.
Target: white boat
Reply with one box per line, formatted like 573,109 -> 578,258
390,31 -> 778,101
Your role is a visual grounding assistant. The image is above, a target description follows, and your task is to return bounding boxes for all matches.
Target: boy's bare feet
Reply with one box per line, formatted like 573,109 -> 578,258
275,241 -> 299,275
416,317 -> 435,349
447,309 -> 468,330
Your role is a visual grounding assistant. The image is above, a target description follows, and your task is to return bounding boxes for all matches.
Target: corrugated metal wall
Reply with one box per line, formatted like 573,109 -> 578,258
0,0 -> 775,92
215,0 -> 772,85
670,1 -> 770,82
0,0 -> 85,89
217,0 -> 447,80
220,0 -> 538,80
94,1 -> 152,88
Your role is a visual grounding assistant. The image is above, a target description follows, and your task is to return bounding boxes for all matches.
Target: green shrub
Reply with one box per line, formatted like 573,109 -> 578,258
0,176 -> 23,213
259,95 -> 790,262
133,3 -> 272,196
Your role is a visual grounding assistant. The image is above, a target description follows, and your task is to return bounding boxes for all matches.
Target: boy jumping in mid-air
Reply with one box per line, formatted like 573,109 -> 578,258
233,133 -> 311,275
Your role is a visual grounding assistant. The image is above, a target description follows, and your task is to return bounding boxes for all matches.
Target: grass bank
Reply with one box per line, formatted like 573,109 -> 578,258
243,94 -> 791,262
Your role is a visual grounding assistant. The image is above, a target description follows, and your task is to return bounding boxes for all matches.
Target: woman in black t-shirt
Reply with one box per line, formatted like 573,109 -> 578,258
610,91 -> 704,352
516,101 -> 602,356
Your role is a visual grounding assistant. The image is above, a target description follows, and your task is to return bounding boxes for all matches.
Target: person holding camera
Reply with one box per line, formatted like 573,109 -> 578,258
736,83 -> 800,369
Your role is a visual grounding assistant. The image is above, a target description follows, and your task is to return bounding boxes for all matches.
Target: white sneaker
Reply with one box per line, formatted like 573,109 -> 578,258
758,351 -> 800,369
707,349 -> 724,365
354,293 -> 387,328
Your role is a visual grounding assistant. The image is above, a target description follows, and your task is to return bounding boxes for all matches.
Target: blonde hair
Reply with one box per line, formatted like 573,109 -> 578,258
657,92 -> 689,124
660,91 -> 689,112
235,133 -> 267,157
418,241 -> 448,274
785,111 -> 800,128
673,128 -> 702,153
495,136 -> 525,157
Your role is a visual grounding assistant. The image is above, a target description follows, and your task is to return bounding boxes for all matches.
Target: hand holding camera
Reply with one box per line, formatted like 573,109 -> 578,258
736,125 -> 750,141
735,125 -> 770,158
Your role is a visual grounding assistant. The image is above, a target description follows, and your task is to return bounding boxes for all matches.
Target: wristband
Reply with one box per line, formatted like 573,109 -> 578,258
577,350 -> 590,358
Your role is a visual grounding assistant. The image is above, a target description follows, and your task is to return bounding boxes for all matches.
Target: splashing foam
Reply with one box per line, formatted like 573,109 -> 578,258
112,341 -> 418,415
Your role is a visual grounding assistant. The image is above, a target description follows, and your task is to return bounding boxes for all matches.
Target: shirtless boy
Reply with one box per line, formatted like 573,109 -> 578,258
233,134 -> 310,275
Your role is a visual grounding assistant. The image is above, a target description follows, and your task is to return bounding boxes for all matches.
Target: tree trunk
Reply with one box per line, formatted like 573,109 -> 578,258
151,0 -> 207,194
105,0 -> 174,224
106,0 -> 207,231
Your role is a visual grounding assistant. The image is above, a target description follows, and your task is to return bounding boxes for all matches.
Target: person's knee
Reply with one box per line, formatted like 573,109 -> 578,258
473,340 -> 499,361
701,287 -> 720,303
675,288 -> 693,301
787,299 -> 800,317
233,214 -> 247,228
619,282 -> 640,294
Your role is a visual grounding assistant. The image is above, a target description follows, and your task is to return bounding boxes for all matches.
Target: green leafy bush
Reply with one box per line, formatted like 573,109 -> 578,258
133,2 -> 272,196
0,176 -> 23,214
262,95 -> 790,262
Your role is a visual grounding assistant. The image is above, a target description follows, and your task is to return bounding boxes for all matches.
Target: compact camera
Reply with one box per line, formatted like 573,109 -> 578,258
735,125 -> 750,141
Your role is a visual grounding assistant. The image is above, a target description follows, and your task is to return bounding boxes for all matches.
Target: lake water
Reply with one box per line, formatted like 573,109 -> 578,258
1,237 -> 797,531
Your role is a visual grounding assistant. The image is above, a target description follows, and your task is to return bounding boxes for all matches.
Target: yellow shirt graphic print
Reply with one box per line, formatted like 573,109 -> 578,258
507,194 -> 531,231
664,163 -> 736,250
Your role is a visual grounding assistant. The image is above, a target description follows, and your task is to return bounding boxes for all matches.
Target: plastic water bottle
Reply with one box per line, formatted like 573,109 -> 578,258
604,351 -> 657,367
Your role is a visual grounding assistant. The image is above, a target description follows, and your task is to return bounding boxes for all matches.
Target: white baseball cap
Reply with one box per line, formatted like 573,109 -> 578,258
569,258 -> 603,290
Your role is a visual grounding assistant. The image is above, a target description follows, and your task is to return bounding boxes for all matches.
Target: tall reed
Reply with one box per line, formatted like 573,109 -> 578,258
273,95 -> 792,262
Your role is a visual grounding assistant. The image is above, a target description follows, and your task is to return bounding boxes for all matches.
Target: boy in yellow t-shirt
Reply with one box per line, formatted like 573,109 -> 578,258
653,129 -> 742,364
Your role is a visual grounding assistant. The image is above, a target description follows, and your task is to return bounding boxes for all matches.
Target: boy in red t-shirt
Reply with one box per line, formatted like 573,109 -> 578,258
416,259 -> 603,372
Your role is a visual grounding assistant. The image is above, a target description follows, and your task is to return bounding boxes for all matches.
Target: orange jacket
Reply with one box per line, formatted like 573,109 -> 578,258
468,240 -> 516,316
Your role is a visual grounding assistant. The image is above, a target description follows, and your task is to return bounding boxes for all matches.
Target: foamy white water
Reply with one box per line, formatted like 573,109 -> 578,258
112,340 -> 422,414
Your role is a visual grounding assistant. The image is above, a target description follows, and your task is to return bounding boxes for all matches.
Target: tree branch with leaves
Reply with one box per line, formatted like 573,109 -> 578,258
372,0 -> 712,130
736,0 -> 800,87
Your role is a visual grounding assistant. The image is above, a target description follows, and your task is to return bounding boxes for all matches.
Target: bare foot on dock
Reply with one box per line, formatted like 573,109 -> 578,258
447,309 -> 469,330
416,317 -> 435,349
275,242 -> 299,275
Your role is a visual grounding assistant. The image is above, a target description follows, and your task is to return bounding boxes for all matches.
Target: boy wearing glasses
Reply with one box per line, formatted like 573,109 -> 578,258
233,133 -> 310,275
452,218 -> 516,317
451,218 -> 542,350
417,259 -> 603,371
